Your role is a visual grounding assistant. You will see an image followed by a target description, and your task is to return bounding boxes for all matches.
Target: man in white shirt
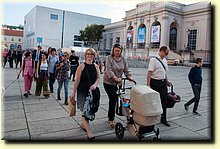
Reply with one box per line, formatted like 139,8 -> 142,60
147,46 -> 172,127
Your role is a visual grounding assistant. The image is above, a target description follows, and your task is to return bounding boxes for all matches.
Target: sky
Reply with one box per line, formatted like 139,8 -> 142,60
1,0 -> 201,26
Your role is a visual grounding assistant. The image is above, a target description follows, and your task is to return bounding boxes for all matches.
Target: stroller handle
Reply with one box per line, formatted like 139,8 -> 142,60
118,78 -> 137,94
122,78 -> 137,85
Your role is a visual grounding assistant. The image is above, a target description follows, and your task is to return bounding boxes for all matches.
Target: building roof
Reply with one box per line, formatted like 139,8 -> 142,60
1,29 -> 23,37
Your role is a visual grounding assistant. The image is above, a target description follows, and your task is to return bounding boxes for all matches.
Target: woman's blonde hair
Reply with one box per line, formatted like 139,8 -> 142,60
84,48 -> 96,60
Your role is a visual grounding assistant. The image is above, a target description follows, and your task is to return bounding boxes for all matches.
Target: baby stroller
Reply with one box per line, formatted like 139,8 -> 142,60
115,78 -> 162,140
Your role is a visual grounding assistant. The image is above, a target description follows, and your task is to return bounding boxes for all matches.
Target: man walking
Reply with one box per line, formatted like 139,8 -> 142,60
147,46 -> 172,127
69,50 -> 79,81
184,58 -> 203,116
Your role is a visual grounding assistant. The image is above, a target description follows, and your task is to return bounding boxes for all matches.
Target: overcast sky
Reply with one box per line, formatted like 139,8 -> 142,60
2,0 -> 199,26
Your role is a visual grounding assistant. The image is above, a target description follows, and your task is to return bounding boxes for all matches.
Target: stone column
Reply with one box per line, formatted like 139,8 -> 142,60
161,16 -> 169,46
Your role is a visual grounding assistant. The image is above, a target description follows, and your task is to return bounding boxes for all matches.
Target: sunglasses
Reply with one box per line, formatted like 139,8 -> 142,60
164,51 -> 169,55
86,53 -> 94,56
63,55 -> 67,57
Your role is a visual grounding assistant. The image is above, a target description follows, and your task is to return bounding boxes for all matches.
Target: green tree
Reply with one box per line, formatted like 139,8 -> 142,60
79,24 -> 105,49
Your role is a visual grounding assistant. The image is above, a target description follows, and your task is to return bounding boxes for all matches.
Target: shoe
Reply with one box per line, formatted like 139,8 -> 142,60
23,93 -> 28,98
50,90 -> 54,93
64,101 -> 68,105
108,121 -> 116,128
184,104 -> 189,111
193,111 -> 201,116
28,91 -> 32,95
161,120 -> 170,127
57,98 -> 61,100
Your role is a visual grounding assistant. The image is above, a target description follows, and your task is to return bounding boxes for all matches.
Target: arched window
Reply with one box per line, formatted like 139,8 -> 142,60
150,21 -> 161,48
137,23 -> 146,49
126,26 -> 133,48
169,27 -> 177,50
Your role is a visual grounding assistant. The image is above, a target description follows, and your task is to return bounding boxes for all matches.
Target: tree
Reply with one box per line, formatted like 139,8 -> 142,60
79,24 -> 105,49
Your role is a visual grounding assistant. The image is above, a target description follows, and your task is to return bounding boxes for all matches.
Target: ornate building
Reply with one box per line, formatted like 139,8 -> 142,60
101,1 -> 211,63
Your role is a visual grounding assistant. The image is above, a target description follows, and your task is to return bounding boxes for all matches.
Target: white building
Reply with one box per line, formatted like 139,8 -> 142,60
24,5 -> 111,50
101,1 -> 211,63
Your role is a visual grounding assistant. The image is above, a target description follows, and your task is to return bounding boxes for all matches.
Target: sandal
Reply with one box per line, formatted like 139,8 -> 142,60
108,121 -> 116,128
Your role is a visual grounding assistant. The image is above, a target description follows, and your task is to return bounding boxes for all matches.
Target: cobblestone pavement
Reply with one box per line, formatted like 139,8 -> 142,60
1,65 -> 212,142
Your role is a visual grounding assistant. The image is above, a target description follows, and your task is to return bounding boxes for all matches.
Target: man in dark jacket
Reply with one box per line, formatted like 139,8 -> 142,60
184,58 -> 204,116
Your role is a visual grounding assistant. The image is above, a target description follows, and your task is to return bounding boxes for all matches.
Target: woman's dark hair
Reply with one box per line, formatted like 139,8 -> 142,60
41,51 -> 48,59
111,44 -> 123,56
51,48 -> 56,53
24,51 -> 31,58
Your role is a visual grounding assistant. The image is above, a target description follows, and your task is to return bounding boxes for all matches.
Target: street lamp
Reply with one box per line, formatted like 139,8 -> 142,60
186,29 -> 190,51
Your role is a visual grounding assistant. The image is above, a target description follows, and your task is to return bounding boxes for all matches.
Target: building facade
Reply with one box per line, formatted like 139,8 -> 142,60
1,28 -> 23,50
24,5 -> 111,51
101,1 -> 211,62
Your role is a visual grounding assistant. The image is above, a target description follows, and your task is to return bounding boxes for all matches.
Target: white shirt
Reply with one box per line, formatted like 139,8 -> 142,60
40,61 -> 48,71
148,54 -> 168,80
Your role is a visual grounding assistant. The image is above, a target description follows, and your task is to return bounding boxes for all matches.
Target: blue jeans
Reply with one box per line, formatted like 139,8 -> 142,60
186,84 -> 202,112
57,79 -> 69,101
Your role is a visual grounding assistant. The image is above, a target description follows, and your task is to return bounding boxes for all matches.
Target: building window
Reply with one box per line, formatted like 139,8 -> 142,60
187,29 -> 197,51
169,27 -> 177,50
4,37 -> 7,41
18,38 -> 21,42
11,38 -> 14,41
150,21 -> 161,48
116,37 -> 120,44
50,14 -> 58,20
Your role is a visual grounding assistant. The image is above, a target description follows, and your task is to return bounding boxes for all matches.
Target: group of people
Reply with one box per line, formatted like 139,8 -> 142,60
17,46 -> 80,105
1,47 -> 23,68
13,43 -> 204,140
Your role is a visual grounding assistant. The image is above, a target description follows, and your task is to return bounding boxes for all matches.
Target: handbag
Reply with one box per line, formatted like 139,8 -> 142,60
166,85 -> 181,108
85,65 -> 100,113
68,96 -> 76,117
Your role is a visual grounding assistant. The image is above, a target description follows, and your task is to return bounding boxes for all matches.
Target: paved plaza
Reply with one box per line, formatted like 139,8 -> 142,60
1,65 -> 212,141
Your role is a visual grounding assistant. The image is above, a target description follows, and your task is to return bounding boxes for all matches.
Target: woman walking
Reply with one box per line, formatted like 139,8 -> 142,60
103,44 -> 133,128
56,52 -> 70,105
35,51 -> 50,97
17,51 -> 34,98
70,48 -> 100,140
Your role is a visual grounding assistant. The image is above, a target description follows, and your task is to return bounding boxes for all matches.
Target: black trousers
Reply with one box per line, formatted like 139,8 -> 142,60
185,84 -> 202,112
150,78 -> 168,122
103,83 -> 118,121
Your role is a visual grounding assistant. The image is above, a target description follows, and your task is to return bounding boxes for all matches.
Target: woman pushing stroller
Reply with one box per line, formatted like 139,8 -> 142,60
103,44 -> 134,128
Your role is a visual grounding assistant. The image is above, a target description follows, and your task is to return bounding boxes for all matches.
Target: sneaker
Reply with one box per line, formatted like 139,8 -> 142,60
184,104 -> 189,111
193,111 -> 201,116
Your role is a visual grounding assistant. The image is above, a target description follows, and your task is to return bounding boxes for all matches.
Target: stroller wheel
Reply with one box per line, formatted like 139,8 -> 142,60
115,122 -> 125,139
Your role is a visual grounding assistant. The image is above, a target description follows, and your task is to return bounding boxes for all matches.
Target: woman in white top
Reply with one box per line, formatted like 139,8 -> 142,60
35,51 -> 50,97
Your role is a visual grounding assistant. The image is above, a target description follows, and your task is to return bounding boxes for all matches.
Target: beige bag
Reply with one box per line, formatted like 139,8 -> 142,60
68,97 -> 76,117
